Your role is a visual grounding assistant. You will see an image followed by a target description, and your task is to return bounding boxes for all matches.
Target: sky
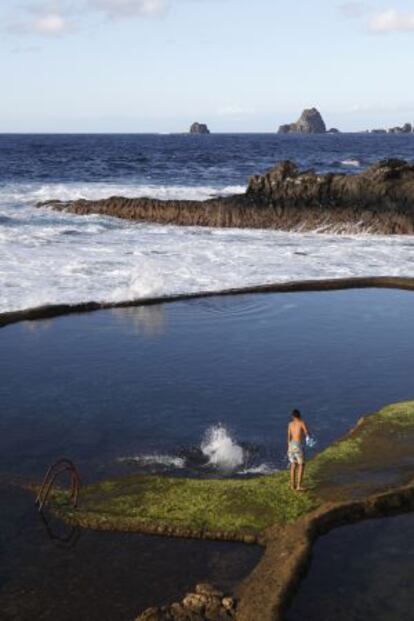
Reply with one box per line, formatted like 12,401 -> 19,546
1,0 -> 414,132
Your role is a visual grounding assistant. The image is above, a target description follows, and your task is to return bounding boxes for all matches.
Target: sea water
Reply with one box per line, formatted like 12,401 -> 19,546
1,133 -> 414,316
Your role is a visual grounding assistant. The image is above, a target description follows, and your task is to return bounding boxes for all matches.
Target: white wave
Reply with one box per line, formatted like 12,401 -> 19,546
238,464 -> 278,475
340,159 -> 361,167
0,181 -> 245,206
201,424 -> 245,470
1,181 -> 414,315
117,454 -> 186,468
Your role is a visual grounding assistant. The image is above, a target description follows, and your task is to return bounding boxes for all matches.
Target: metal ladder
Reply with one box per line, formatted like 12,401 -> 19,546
35,458 -> 80,511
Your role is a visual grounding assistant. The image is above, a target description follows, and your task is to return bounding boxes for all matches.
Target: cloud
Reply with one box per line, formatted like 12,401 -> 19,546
369,8 -> 414,32
89,0 -> 169,18
7,2 -> 75,37
5,0 -> 168,38
31,12 -> 71,35
339,2 -> 367,19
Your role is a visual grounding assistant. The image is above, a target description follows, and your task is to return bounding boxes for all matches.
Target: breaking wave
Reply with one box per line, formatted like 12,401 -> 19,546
1,180 -> 414,317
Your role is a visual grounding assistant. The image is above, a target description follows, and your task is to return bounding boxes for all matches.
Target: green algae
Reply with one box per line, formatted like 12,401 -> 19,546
311,401 -> 414,471
52,401 -> 414,538
54,472 -> 316,535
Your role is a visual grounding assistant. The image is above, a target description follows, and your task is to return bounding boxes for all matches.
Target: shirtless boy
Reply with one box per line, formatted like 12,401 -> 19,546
287,409 -> 310,491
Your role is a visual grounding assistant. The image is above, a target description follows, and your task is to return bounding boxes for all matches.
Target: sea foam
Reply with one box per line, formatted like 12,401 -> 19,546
1,181 -> 414,316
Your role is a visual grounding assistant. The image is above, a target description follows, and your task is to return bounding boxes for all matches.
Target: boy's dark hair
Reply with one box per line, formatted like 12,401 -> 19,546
291,409 -> 302,419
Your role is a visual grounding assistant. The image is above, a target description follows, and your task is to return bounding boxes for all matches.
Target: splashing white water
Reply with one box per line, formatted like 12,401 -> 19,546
1,180 -> 414,316
117,425 -> 280,474
201,424 -> 245,470
117,454 -> 186,468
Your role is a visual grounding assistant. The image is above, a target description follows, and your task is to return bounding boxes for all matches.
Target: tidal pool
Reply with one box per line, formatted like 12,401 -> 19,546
286,513 -> 414,621
1,288 -> 413,619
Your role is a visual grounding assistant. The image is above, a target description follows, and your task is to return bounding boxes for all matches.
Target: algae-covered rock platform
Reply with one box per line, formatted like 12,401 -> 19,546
50,401 -> 414,620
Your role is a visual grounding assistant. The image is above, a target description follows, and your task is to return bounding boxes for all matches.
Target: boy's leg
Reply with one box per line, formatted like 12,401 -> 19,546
297,463 -> 306,490
290,463 -> 296,489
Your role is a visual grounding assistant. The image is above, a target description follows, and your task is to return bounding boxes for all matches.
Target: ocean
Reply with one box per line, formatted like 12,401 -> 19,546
1,132 -> 414,316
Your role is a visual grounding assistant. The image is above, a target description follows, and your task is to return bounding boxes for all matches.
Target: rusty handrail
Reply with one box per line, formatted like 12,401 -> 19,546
35,458 -> 80,511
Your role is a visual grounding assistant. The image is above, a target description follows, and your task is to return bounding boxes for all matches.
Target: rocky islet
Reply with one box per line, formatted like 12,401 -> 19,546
278,108 -> 327,134
190,122 -> 211,134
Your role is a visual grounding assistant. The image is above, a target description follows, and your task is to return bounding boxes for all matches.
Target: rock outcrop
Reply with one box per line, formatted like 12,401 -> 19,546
388,122 -> 412,134
278,107 -> 326,134
190,122 -> 210,134
368,122 -> 413,134
136,583 -> 237,621
38,159 -> 414,234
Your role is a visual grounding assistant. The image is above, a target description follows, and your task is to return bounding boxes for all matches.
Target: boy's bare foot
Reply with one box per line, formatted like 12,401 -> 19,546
296,487 -> 307,492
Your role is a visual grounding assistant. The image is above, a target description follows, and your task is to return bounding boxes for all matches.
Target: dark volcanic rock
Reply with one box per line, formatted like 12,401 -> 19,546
389,122 -> 412,134
135,583 -> 236,621
190,122 -> 210,135
38,159 -> 414,235
278,107 -> 327,134
327,127 -> 340,134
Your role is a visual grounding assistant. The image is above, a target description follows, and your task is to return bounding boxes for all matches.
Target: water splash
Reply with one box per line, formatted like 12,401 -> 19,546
200,424 -> 245,470
117,426 -> 295,475
118,454 -> 186,469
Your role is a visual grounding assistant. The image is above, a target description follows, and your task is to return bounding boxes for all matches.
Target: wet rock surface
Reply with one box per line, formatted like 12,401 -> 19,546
136,583 -> 236,621
39,159 -> 414,234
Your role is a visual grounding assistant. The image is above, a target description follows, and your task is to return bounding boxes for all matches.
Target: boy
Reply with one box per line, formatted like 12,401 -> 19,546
287,409 -> 310,491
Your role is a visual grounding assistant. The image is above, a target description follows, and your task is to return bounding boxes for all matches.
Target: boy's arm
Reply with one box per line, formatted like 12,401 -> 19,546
287,423 -> 291,447
302,420 -> 310,437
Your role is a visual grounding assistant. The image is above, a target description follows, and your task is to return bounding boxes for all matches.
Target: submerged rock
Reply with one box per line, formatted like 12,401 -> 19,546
278,107 -> 326,134
38,158 -> 414,235
190,122 -> 210,134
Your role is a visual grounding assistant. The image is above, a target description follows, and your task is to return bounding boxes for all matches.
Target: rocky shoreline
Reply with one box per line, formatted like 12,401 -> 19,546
38,159 -> 414,234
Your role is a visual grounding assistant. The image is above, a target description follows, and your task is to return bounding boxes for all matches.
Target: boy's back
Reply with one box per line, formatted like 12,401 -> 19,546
288,419 -> 307,443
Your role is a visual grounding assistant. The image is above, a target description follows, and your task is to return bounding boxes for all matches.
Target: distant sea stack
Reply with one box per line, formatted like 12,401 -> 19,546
368,122 -> 413,134
388,123 -> 412,134
278,108 -> 327,134
190,122 -> 210,134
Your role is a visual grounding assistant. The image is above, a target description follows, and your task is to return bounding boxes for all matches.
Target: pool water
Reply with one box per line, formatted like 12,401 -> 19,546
1,288 -> 413,619
286,513 -> 414,621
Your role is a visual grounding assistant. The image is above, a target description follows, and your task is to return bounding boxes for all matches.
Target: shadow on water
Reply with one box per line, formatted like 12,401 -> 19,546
39,510 -> 81,550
